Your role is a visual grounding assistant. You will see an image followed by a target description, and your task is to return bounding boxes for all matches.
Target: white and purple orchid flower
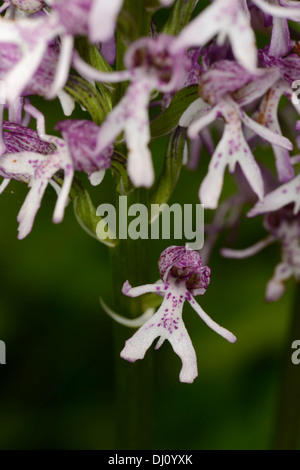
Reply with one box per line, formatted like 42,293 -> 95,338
180,60 -> 293,209
247,79 -> 295,183
169,0 -> 300,73
55,119 -> 112,186
0,0 -> 123,103
0,40 -> 75,116
171,0 -> 258,72
222,208 -> 300,302
46,0 -> 175,45
118,246 -> 236,383
248,173 -> 300,217
248,118 -> 300,218
0,103 -> 112,239
0,10 -> 79,104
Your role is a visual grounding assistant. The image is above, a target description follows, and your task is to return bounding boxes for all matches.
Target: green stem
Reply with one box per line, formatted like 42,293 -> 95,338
162,0 -> 198,35
273,282 -> 300,450
109,189 -> 154,450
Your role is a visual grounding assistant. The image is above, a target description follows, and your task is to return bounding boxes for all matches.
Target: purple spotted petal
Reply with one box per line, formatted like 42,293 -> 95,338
249,80 -> 295,182
56,120 -> 112,176
269,18 -> 290,58
172,0 -> 257,72
121,280 -> 198,383
248,174 -> 300,217
121,275 -> 236,382
265,263 -> 293,302
48,0 -> 93,36
3,121 -> 55,154
259,46 -> 300,86
125,34 -> 189,93
0,14 -> 63,103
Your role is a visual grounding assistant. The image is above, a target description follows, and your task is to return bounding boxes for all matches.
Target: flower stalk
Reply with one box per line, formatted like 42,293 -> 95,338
109,188 -> 154,449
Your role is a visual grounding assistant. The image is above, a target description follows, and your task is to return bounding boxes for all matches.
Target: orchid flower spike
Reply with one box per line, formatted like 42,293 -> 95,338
181,86 -> 292,209
120,246 -> 236,384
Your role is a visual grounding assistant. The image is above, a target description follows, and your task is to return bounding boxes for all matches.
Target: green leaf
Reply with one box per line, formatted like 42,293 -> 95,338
64,75 -> 112,126
118,0 -> 152,43
150,126 -> 186,221
68,176 -> 118,247
111,151 -> 135,196
150,86 -> 198,139
69,37 -> 114,123
75,36 -> 114,74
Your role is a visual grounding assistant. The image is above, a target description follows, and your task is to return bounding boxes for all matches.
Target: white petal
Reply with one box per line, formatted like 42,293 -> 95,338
248,174 -> 300,217
57,90 -> 76,117
179,98 -> 212,128
122,281 -> 165,297
234,137 -> 265,202
52,164 -> 74,224
199,121 -> 264,209
168,324 -> 198,383
100,297 -> 155,328
4,42 -> 47,104
121,286 -> 198,383
188,296 -> 237,343
269,18 -> 290,58
172,0 -> 227,52
173,0 -> 257,71
187,105 -> 220,139
95,98 -> 127,155
0,150 -> 40,182
160,0 -> 174,5
252,0 -> 300,19
17,175 -> 48,239
73,54 -> 131,84
89,0 -> 123,43
239,108 -> 293,151
199,134 -> 230,209
221,235 -> 276,259
123,81 -> 154,187
0,105 -> 6,156
0,178 -> 10,194
89,169 -> 106,186
265,263 -> 293,302
234,69 -> 281,107
46,35 -> 74,100
228,7 -> 257,72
